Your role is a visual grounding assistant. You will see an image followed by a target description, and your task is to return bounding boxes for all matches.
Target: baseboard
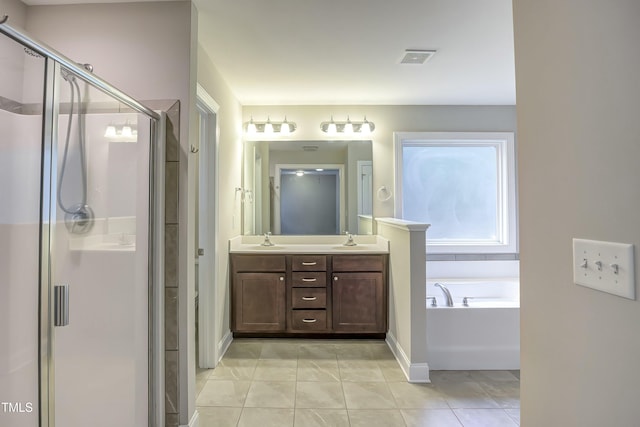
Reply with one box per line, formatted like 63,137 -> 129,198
218,329 -> 233,363
427,347 -> 520,370
385,332 -> 430,383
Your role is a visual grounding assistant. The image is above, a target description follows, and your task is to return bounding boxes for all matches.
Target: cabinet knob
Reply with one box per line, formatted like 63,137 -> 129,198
334,276 -> 338,281
280,277 -> 284,281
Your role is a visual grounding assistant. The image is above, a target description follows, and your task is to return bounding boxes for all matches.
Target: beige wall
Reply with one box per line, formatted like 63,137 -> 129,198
243,105 -> 516,224
196,44 -> 243,348
514,0 -> 640,425
0,0 -> 27,102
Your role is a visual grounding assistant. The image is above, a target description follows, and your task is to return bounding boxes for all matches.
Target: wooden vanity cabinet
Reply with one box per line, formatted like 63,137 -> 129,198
289,255 -> 329,332
230,253 -> 388,336
332,255 -> 387,333
231,255 -> 287,332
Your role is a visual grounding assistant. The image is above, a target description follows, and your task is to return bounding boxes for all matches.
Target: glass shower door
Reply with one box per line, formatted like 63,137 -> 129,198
50,67 -> 152,427
0,32 -> 45,427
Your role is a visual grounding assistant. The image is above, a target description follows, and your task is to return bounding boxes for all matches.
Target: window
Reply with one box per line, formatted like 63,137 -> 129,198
394,132 -> 517,254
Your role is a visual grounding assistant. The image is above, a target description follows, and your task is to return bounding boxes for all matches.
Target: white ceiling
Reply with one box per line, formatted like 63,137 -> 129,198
22,0 -> 516,106
194,0 -> 516,106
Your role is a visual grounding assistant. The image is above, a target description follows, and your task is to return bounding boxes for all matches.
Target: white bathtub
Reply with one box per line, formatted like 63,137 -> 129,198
426,279 -> 520,370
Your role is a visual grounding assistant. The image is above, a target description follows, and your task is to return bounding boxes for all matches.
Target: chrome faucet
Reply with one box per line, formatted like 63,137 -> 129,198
435,283 -> 454,307
261,232 -> 275,247
343,231 -> 357,246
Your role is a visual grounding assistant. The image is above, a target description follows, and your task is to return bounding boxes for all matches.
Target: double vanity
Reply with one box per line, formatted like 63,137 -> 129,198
229,235 -> 389,337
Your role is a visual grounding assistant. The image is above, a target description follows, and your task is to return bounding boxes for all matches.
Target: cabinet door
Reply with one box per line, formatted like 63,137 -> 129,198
332,272 -> 385,333
233,273 -> 286,332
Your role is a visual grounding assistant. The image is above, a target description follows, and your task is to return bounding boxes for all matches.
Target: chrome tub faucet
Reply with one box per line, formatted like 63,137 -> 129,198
435,283 -> 454,307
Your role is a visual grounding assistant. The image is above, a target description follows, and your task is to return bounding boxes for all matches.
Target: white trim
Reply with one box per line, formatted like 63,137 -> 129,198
196,86 -> 220,369
393,131 -> 517,254
376,217 -> 430,232
218,329 -> 233,363
273,164 -> 346,234
385,331 -> 431,383
356,160 -> 373,216
196,83 -> 220,113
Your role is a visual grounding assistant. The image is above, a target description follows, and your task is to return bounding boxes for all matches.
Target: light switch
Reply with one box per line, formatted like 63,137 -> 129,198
573,239 -> 635,300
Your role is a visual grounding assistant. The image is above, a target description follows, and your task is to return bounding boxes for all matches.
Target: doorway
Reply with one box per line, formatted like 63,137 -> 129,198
195,84 -> 220,369
273,164 -> 346,235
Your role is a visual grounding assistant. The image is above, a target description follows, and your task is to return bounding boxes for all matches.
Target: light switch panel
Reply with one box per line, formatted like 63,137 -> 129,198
573,238 -> 635,300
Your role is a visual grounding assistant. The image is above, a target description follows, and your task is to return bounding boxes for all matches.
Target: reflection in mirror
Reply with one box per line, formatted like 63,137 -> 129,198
243,140 -> 373,235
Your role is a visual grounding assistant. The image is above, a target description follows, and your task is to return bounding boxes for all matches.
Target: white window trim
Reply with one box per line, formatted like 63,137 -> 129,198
394,131 -> 517,254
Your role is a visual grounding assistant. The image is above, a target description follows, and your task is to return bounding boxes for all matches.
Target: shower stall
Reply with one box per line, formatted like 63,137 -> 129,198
1,20 -> 163,427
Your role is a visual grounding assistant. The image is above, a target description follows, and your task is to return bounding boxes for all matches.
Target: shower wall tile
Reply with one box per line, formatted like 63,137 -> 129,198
165,224 -> 179,287
165,102 -> 180,162
165,161 -> 179,224
165,288 -> 179,350
165,350 -> 180,414
164,100 -> 181,423
165,413 -> 179,427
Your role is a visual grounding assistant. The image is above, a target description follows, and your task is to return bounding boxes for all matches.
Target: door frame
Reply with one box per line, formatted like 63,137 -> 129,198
196,84 -> 220,368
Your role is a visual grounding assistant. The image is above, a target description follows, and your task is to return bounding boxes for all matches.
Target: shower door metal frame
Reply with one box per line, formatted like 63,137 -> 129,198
0,20 -> 164,427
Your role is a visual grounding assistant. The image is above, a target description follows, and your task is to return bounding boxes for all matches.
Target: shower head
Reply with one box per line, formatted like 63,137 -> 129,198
61,68 -> 75,82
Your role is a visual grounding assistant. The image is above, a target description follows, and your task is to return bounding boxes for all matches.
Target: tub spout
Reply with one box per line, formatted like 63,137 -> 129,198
435,283 -> 454,307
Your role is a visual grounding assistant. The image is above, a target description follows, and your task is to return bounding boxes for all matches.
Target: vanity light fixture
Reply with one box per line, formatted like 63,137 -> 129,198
244,116 -> 297,135
104,121 -> 138,142
320,116 -> 375,135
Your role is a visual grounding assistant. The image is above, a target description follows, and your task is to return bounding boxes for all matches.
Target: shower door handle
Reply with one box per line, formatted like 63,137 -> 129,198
54,284 -> 69,327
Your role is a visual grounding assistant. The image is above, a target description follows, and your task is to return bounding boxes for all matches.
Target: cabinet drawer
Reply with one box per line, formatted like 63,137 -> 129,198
232,255 -> 286,272
332,255 -> 385,272
292,288 -> 327,309
291,272 -> 326,287
292,255 -> 327,271
291,310 -> 327,331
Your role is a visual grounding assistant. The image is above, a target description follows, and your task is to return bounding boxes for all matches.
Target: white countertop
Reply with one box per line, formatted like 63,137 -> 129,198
229,235 -> 389,254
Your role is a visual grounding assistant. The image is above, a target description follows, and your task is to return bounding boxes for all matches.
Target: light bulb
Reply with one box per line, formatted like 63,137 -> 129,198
360,118 -> 371,134
247,119 -> 257,134
104,125 -> 117,138
121,125 -> 133,138
280,120 -> 290,135
326,116 -> 337,135
264,117 -> 274,134
296,170 -> 304,177
344,116 -> 354,134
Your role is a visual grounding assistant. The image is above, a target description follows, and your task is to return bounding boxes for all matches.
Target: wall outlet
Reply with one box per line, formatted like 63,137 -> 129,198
573,238 -> 635,300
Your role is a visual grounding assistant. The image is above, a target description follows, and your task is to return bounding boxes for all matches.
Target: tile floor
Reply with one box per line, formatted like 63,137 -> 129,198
196,339 -> 520,427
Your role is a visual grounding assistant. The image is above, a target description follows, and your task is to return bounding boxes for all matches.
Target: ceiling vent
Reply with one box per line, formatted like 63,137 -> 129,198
302,145 -> 319,151
400,49 -> 437,65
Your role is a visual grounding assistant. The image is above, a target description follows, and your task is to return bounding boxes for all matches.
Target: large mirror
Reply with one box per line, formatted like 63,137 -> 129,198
243,140 -> 373,235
